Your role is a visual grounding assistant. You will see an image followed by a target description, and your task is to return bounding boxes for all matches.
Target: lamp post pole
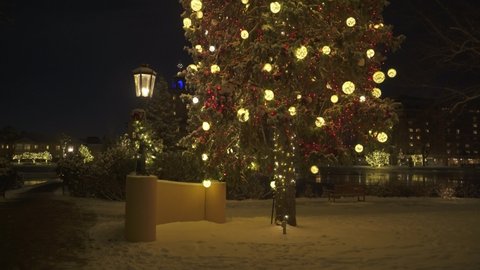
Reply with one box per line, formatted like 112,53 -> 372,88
132,65 -> 157,175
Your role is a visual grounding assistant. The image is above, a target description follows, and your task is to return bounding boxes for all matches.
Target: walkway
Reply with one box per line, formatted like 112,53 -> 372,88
0,181 -> 96,269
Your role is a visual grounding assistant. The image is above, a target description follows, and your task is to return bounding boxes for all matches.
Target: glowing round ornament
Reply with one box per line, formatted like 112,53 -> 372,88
270,2 -> 281,13
192,96 -> 199,104
321,46 -> 331,55
240,30 -> 249,39
202,179 -> 212,188
237,108 -> 250,122
288,106 -> 297,116
359,95 -> 366,102
387,68 -> 397,78
315,117 -> 326,127
262,63 -> 273,72
355,144 -> 364,153
296,94 -> 302,100
190,0 -> 203,12
264,89 -> 274,101
295,46 -> 308,60
377,132 -> 388,143
196,11 -> 204,19
195,45 -> 203,53
342,81 -> 355,95
209,45 -> 216,52
372,88 -> 382,98
242,0 -> 249,4
202,122 -> 211,131
346,17 -> 356,27
310,165 -> 319,174
210,64 -> 221,73
366,49 -> 375,59
373,71 -> 386,84
183,18 -> 192,28
187,64 -> 198,72
201,153 -> 208,161
330,95 -> 339,103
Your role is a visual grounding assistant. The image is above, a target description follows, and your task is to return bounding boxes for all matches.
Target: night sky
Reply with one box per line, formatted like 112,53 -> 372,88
0,0 -> 476,138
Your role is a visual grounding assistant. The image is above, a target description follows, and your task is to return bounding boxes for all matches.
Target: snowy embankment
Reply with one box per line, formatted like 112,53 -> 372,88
75,196 -> 480,270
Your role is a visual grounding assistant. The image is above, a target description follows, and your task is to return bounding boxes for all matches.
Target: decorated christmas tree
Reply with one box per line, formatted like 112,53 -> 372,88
180,0 -> 402,225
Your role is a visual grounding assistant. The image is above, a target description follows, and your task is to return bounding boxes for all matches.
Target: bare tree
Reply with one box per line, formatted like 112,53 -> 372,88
409,0 -> 480,110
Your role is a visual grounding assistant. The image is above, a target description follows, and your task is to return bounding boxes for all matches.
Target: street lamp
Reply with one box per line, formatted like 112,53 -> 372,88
132,65 -> 157,175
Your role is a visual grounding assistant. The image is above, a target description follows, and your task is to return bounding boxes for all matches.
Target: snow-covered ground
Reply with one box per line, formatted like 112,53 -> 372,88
73,196 -> 480,270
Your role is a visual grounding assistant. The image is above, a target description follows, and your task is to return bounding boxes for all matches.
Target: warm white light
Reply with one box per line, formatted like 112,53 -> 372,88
288,106 -> 297,116
192,96 -> 199,104
183,18 -> 192,28
67,146 -> 74,153
377,132 -> 388,143
242,0 -> 249,4
195,45 -> 203,53
202,179 -> 212,188
296,94 -> 302,100
187,64 -> 198,72
366,49 -> 375,59
355,144 -> 364,153
372,87 -> 382,98
270,181 -> 276,189
270,2 -> 281,13
387,68 -> 397,78
141,87 -> 150,97
191,0 -> 203,12
360,95 -> 366,102
240,30 -> 249,39
202,121 -> 211,131
202,153 -> 208,161
263,63 -> 273,72
330,95 -> 339,103
315,117 -> 326,127
310,165 -> 319,174
295,46 -> 308,60
346,17 -> 356,27
342,81 -> 355,95
210,64 -> 221,73
373,71 -> 386,84
264,89 -> 274,101
209,45 -> 216,52
322,46 -> 331,55
237,108 -> 250,122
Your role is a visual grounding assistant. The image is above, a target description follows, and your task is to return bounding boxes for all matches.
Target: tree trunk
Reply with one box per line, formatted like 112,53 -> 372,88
273,128 -> 297,226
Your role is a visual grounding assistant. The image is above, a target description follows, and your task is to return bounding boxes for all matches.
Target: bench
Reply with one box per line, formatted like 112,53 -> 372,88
325,184 -> 366,202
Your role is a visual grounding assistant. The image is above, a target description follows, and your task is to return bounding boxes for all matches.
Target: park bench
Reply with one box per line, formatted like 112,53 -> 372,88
325,184 -> 366,202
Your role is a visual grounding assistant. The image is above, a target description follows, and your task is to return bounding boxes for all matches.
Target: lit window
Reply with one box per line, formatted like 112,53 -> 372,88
465,144 -> 470,148
447,150 -> 451,154
474,130 -> 478,135
34,145 -> 38,149
425,129 -> 430,133
409,143 -> 414,147
416,136 -> 421,140
25,144 -> 31,151
456,129 -> 460,134
56,145 -> 61,151
46,145 -> 50,150
409,128 -> 414,133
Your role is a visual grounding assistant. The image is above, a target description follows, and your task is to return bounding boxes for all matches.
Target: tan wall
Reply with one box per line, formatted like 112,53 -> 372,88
156,179 -> 205,224
125,176 -> 226,242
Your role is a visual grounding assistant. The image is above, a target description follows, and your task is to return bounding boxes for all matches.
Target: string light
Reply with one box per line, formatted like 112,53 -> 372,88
330,95 -> 339,103
310,165 -> 319,174
372,87 -> 382,98
210,64 -> 221,73
240,30 -> 249,39
377,132 -> 388,143
202,121 -> 211,131
263,63 -> 273,72
183,18 -> 192,28
366,49 -> 375,59
315,117 -> 326,127
355,144 -> 364,153
195,45 -> 203,53
321,46 -> 331,55
237,108 -> 250,122
288,106 -> 297,116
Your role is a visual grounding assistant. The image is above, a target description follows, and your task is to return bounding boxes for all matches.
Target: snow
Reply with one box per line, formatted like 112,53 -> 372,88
74,196 -> 480,270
